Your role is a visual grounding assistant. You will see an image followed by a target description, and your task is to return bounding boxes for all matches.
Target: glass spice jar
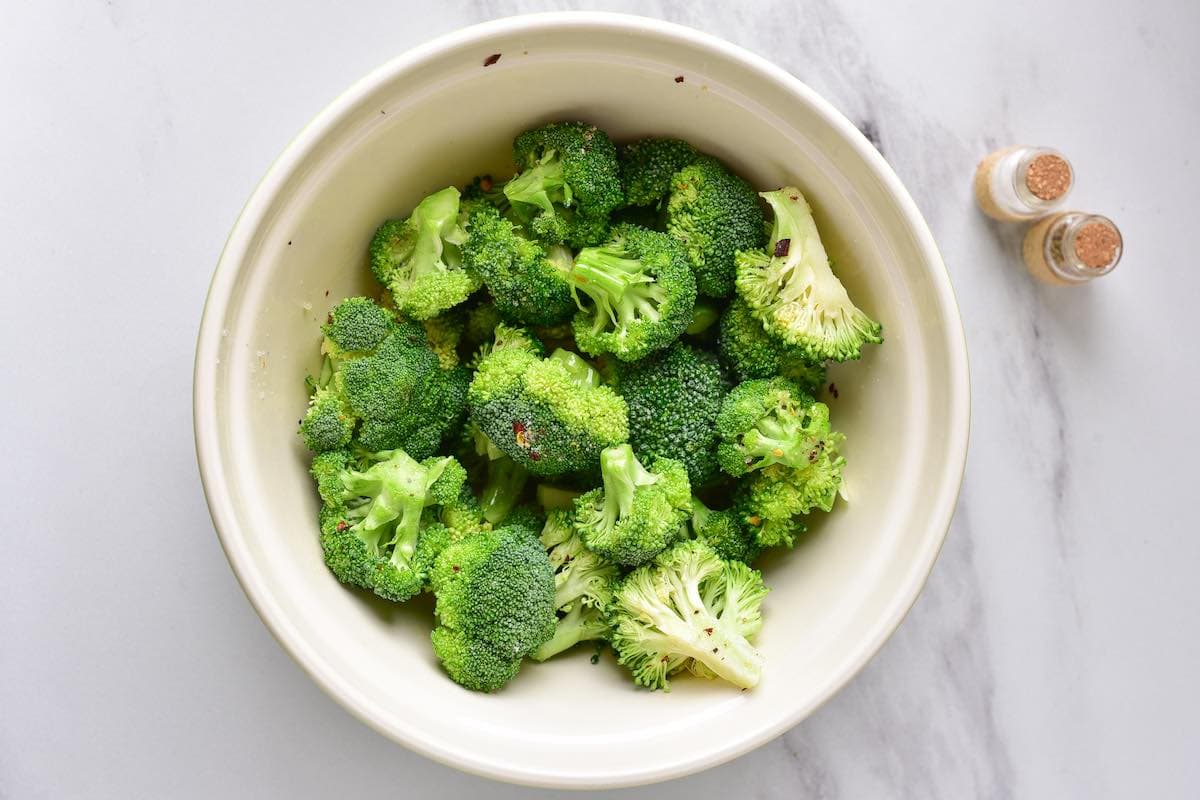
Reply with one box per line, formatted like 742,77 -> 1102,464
974,145 -> 1074,222
1022,212 -> 1122,285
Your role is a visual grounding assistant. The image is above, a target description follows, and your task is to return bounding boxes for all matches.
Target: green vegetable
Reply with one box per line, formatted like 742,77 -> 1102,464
314,448 -> 468,602
504,122 -> 624,248
462,203 -> 576,326
469,327 -> 628,476
368,187 -> 482,320
735,187 -> 882,362
610,540 -> 767,691
618,137 -> 696,208
615,342 -> 727,486
430,526 -> 557,692
569,224 -> 697,362
665,156 -> 765,297
689,495 -> 760,564
718,297 -> 827,393
299,297 -> 467,459
574,443 -> 691,567
531,511 -> 620,661
715,377 -> 835,477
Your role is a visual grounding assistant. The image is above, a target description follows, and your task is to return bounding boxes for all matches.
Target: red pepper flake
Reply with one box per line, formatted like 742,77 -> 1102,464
483,53 -> 501,67
829,382 -> 839,399
512,421 -> 532,450
479,175 -> 493,192
661,655 -> 670,663
747,515 -> 762,527
774,238 -> 791,257
529,450 -> 541,461
336,520 -> 348,532
789,194 -> 799,201
287,240 -> 292,245
674,75 -> 685,83
704,627 -> 713,635
712,647 -> 719,653
326,313 -> 334,324
452,564 -> 460,572
324,289 -> 329,297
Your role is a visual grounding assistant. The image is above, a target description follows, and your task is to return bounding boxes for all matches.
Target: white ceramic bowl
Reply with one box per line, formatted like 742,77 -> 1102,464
194,12 -> 969,789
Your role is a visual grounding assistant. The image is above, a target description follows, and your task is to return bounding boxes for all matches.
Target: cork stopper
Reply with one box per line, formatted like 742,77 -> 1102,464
1073,221 -> 1120,269
1024,154 -> 1072,201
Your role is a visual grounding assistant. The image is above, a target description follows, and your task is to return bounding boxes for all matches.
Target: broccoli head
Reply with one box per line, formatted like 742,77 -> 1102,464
665,156 -> 765,298
503,122 -> 623,248
618,137 -> 697,208
314,448 -> 467,602
430,525 -> 557,692
531,510 -> 619,661
716,377 -> 836,477
469,331 -> 628,476
732,435 -> 846,549
569,224 -> 697,362
610,540 -> 767,690
735,187 -> 882,362
615,342 -> 727,487
462,203 -> 576,326
689,495 -> 760,564
718,297 -> 827,393
299,297 -> 466,458
369,186 -> 482,320
574,443 -> 691,567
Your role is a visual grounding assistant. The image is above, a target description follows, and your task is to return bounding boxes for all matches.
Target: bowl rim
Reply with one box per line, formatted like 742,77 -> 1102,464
193,10 -> 970,789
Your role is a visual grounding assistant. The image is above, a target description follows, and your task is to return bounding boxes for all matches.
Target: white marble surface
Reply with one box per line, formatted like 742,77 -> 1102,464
3,1 -> 1198,797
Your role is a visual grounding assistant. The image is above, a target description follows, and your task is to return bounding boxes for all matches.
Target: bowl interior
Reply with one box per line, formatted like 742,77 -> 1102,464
196,15 -> 967,788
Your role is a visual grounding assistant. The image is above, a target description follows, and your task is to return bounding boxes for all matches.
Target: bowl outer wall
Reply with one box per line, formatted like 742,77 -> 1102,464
193,12 -> 970,789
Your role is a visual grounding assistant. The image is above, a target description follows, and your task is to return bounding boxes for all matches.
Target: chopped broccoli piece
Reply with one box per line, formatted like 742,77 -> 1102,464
469,330 -> 629,476
718,297 -> 827,393
569,224 -> 697,362
299,297 -> 466,458
715,377 -> 836,477
314,449 -> 467,602
689,495 -> 760,564
574,443 -> 691,567
665,156 -> 765,298
462,203 -> 576,325
614,342 -> 727,487
503,122 -> 624,248
735,187 -> 882,362
430,526 -> 557,691
531,511 -> 619,661
618,137 -> 697,208
369,187 -> 482,320
610,540 -> 767,690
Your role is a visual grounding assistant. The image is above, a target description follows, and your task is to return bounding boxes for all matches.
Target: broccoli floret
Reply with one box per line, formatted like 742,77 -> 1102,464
421,310 -> 466,369
614,342 -> 727,487
618,138 -> 697,208
735,187 -> 882,361
665,156 -> 766,298
718,297 -> 827,393
574,444 -> 691,567
299,298 -> 465,458
299,387 -> 354,452
469,333 -> 629,476
610,540 -> 767,690
531,511 -> 619,661
315,449 -> 467,602
501,503 -> 546,535
369,186 -> 482,320
689,495 -> 760,564
715,377 -> 835,477
569,224 -> 697,362
503,122 -> 623,249
462,203 -> 576,325
430,526 -> 557,692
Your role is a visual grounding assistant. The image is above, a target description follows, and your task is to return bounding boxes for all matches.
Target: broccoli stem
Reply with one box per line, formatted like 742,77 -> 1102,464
504,151 -> 568,214
480,454 -> 529,524
685,301 -> 720,334
599,444 -> 660,528
531,604 -> 606,661
548,348 -> 601,389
